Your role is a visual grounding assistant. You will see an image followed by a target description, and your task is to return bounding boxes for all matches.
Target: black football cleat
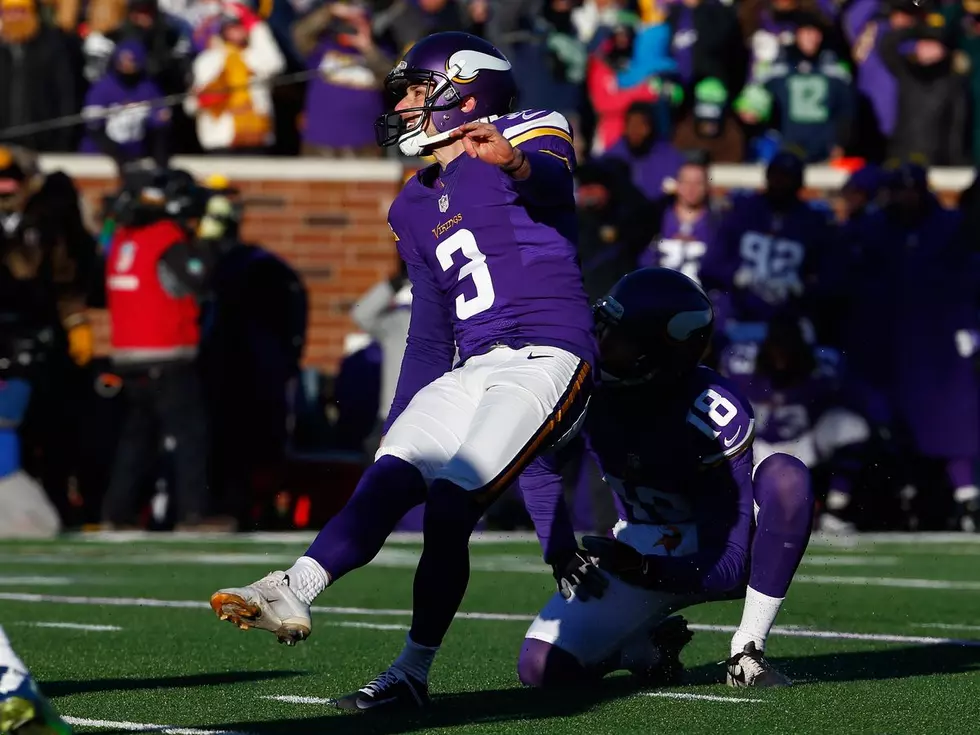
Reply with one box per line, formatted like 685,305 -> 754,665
725,641 -> 791,688
335,669 -> 430,712
634,615 -> 694,686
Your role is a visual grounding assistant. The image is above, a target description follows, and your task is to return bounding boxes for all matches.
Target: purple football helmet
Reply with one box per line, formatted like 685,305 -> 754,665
594,268 -> 714,385
375,31 -> 518,156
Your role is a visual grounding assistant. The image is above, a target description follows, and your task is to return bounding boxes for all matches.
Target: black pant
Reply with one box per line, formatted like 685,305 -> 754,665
101,360 -> 208,525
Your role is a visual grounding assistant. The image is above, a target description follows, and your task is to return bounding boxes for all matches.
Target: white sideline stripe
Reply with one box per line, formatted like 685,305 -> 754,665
912,623 -> 980,632
642,692 -> 764,704
0,550 -> 904,573
0,576 -> 72,585
63,716 -> 254,734
27,622 -> 121,631
56,529 -> 980,546
795,575 -> 980,591
3,592 -> 979,648
800,556 -> 898,567
263,695 -> 334,705
687,623 -> 980,647
331,620 -> 408,631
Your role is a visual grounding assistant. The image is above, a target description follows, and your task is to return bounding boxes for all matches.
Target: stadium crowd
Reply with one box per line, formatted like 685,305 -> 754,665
0,0 -> 979,538
1,0 -> 979,164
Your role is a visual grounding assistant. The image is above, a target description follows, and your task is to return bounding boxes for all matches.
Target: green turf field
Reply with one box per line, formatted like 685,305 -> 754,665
1,531 -> 979,734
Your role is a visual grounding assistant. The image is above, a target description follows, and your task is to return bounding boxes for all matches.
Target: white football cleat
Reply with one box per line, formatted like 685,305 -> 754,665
725,642 -> 791,688
210,571 -> 312,646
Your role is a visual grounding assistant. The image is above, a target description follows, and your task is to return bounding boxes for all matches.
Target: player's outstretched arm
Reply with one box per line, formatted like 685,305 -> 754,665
450,122 -> 573,207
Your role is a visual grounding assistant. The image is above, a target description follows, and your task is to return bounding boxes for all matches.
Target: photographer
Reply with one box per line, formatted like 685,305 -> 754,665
101,167 -> 219,530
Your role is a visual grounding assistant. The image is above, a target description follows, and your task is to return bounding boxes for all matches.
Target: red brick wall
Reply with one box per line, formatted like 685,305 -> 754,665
76,174 -> 402,374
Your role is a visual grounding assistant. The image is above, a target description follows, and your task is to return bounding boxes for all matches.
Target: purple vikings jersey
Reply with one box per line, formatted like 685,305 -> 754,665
385,110 -> 597,431
700,192 -> 830,324
638,206 -> 721,283
720,341 -> 840,445
585,367 -> 755,591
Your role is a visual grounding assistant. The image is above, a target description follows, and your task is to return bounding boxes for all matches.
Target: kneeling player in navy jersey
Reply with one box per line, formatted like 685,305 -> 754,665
518,268 -> 815,689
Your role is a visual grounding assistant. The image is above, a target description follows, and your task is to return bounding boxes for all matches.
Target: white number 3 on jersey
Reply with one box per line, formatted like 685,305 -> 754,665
687,388 -> 738,440
435,228 -> 497,320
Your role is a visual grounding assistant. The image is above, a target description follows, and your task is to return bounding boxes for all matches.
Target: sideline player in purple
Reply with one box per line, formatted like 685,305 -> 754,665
209,31 -> 604,711
517,268 -> 815,689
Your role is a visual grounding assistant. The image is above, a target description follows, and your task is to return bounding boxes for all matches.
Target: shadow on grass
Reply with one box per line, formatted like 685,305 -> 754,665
684,643 -> 980,687
209,677 -> 642,735
46,669 -> 306,698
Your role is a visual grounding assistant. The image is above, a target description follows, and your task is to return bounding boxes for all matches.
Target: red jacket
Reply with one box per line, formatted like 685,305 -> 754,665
586,54 -> 657,154
106,219 -> 200,363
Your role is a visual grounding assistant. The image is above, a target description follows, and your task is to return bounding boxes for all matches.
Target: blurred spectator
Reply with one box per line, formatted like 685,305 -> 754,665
81,0 -> 127,37
881,15 -> 968,165
350,258 -> 411,451
84,0 -> 193,94
847,163 -> 980,530
672,76 -> 745,162
832,162 -> 883,224
666,0 -> 746,94
639,155 -> 720,282
0,0 -> 79,152
842,0 -> 920,161
701,149 -> 831,334
293,1 -> 390,157
603,101 -> 686,199
0,146 -> 97,519
575,157 -> 659,300
101,168 -> 216,530
184,7 -> 285,153
197,180 -> 308,527
372,0 -> 466,55
943,0 -> 980,166
80,39 -> 172,166
585,16 -> 657,155
736,13 -> 854,162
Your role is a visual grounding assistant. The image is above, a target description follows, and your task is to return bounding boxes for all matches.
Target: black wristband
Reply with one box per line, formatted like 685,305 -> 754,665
500,149 -> 526,175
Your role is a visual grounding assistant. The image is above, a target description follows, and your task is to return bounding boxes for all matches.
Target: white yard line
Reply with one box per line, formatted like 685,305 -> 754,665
63,716 -> 254,734
0,576 -> 73,586
3,592 -> 979,648
26,622 -> 121,632
262,695 -> 334,705
795,575 -> 980,591
800,556 -> 898,567
642,692 -> 764,704
911,623 -> 980,632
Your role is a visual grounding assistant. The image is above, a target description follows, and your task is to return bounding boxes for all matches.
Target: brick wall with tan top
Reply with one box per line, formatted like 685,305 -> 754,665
44,156 -> 972,375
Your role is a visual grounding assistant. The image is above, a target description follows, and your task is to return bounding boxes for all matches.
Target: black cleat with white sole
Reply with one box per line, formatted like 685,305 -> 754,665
335,669 -> 430,712
634,615 -> 694,686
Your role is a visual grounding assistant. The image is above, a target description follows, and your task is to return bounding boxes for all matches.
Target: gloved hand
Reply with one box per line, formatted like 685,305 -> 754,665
552,547 -> 608,601
66,319 -> 94,367
582,535 -> 650,588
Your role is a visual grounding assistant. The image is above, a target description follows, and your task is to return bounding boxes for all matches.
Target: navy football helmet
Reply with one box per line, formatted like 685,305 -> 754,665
593,267 -> 714,385
375,32 -> 518,156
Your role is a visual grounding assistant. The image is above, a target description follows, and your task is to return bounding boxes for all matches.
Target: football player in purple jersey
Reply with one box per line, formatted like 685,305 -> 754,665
517,268 -> 815,689
209,31 -> 606,711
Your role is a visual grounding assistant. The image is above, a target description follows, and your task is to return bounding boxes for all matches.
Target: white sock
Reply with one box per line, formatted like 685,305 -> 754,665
954,485 -> 980,504
285,556 -> 331,605
826,490 -> 851,512
391,636 -> 439,684
0,625 -> 27,672
730,587 -> 785,657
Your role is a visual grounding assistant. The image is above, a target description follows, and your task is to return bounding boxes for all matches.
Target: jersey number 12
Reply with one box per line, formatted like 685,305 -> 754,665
435,228 -> 496,320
